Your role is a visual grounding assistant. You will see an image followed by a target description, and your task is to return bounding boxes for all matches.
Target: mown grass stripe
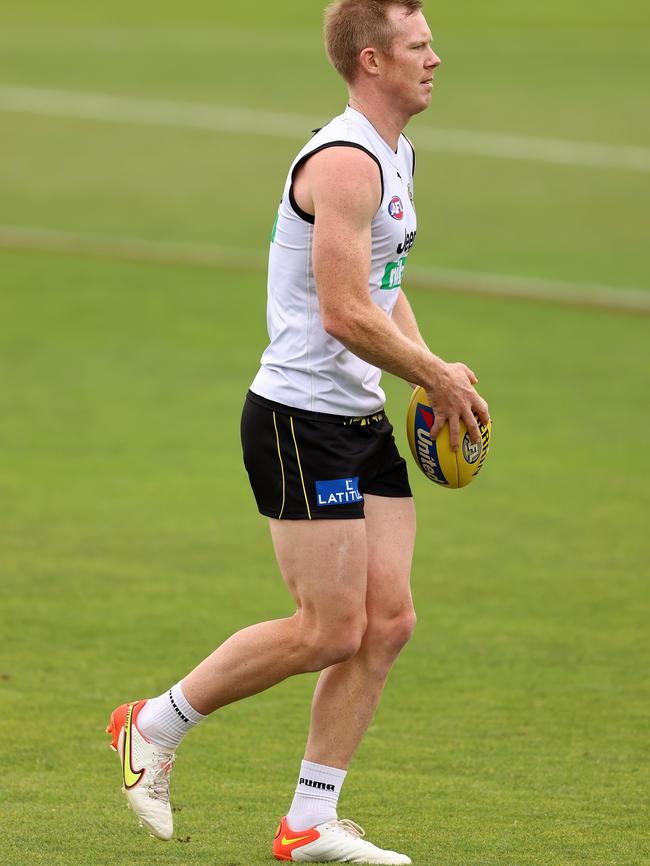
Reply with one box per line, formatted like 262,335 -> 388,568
1,85 -> 649,174
1,224 -> 649,315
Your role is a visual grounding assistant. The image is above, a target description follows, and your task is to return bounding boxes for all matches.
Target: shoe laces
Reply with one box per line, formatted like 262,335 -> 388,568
147,750 -> 175,802
334,819 -> 366,839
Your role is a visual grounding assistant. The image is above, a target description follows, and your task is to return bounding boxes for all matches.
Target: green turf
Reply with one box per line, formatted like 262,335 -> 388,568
1,0 -> 649,291
2,252 -> 649,865
1,0 -> 650,863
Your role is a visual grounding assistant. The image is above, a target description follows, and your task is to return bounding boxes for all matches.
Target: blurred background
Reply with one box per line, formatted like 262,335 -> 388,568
1,2 -> 649,865
0,0 -> 649,297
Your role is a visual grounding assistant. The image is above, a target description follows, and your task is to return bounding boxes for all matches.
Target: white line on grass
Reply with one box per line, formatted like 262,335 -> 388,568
0,26 -> 322,55
2,224 -> 649,314
0,225 -> 267,272
1,85 -> 650,174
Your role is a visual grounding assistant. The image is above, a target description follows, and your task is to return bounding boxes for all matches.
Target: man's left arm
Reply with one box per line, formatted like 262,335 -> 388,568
391,290 -> 428,349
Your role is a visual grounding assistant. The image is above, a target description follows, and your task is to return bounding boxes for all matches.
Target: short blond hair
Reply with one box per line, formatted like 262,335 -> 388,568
324,0 -> 423,83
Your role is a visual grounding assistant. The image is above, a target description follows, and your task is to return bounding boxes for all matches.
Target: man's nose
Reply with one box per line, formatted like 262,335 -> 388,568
428,49 -> 441,68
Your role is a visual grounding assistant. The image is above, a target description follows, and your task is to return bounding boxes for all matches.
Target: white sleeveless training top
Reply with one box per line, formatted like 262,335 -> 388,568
250,105 -> 418,416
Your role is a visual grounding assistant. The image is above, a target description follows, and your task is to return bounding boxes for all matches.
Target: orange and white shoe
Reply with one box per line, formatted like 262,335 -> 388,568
106,700 -> 176,840
273,816 -> 412,864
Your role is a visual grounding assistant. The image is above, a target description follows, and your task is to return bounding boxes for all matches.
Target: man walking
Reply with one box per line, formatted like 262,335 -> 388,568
107,2 -> 489,862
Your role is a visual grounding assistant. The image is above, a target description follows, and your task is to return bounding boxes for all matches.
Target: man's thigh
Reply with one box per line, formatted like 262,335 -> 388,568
269,518 -> 368,626
363,494 -> 416,617
268,495 -> 416,627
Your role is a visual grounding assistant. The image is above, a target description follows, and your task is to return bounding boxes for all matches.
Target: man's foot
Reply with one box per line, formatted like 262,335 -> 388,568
273,816 -> 412,864
106,700 -> 176,840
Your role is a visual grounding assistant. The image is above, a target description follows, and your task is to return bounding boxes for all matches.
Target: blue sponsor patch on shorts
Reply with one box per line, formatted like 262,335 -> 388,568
316,477 -> 363,507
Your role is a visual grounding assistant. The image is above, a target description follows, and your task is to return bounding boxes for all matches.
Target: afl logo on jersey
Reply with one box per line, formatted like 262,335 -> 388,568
388,196 -> 404,221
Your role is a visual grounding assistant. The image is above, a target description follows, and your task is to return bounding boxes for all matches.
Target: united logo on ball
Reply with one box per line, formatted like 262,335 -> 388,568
406,386 -> 492,489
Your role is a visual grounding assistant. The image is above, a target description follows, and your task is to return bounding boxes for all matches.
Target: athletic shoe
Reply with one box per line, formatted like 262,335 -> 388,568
106,700 -> 176,840
273,816 -> 412,864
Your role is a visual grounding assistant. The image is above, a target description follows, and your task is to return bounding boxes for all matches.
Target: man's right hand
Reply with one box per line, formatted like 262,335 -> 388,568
426,360 -> 490,451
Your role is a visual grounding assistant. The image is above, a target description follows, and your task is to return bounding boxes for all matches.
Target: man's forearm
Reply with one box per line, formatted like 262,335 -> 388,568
325,299 -> 445,393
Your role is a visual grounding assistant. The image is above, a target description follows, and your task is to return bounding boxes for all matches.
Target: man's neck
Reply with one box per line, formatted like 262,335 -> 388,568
347,92 -> 408,152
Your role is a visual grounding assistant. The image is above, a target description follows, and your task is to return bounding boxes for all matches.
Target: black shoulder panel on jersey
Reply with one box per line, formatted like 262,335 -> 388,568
402,133 -> 416,177
288,141 -> 385,225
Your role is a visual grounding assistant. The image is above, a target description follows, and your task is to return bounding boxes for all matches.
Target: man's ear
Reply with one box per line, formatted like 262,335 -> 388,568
358,46 -> 381,77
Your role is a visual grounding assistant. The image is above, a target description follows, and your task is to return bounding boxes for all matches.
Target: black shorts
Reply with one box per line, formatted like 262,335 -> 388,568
241,391 -> 412,520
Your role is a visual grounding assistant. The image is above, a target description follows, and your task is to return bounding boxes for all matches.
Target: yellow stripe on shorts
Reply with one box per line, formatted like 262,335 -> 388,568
272,412 -> 286,520
289,416 -> 312,520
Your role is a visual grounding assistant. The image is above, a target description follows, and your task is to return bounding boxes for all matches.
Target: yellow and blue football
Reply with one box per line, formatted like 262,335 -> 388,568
406,386 -> 492,489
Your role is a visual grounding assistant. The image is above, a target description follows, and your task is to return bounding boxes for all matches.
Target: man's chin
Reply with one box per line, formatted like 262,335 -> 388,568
410,95 -> 432,116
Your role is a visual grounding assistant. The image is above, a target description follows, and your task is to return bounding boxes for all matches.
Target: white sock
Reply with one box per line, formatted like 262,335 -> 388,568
137,681 -> 206,750
286,760 -> 348,831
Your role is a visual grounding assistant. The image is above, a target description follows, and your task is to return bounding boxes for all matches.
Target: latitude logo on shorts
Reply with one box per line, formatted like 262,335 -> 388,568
315,477 -> 363,507
388,196 -> 404,220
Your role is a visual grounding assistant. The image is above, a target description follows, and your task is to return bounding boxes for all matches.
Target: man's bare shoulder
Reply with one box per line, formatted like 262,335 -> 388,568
295,145 -> 382,220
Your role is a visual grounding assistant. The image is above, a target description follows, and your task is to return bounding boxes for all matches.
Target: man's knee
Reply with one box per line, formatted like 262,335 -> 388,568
365,607 -> 417,658
299,611 -> 368,670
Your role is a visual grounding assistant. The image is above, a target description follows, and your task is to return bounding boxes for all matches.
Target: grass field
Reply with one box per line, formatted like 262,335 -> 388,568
2,1 -> 650,865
